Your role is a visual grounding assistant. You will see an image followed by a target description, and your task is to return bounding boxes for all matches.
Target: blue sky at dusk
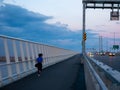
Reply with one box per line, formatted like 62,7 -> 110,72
0,0 -> 120,52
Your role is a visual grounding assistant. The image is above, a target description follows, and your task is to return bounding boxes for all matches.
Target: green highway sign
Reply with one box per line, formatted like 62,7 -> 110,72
113,45 -> 119,50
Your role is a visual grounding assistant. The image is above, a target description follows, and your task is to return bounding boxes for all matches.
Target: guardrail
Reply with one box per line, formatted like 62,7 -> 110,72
83,54 -> 120,90
82,54 -> 108,90
0,35 -> 78,87
87,56 -> 120,90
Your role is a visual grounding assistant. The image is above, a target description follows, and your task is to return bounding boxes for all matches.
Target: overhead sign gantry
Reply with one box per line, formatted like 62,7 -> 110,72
82,0 -> 120,53
83,0 -> 120,9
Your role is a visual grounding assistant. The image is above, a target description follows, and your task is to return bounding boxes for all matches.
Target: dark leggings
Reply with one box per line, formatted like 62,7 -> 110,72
37,63 -> 42,74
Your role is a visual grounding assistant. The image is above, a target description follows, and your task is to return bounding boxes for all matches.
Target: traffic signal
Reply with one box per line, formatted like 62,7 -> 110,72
83,32 -> 87,41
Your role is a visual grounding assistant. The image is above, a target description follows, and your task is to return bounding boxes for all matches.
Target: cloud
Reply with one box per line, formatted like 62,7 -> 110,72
57,39 -> 77,45
51,39 -> 79,46
0,4 -> 82,51
116,22 -> 120,24
0,4 -> 101,52
0,0 -> 3,3
0,4 -> 52,27
0,4 -> 53,36
0,0 -> 5,7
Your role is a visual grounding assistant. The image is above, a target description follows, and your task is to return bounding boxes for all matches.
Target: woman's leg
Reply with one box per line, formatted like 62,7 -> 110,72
40,63 -> 42,71
38,63 -> 42,75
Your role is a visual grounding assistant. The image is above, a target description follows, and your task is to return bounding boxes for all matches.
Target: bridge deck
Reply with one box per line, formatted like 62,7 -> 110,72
0,55 -> 86,90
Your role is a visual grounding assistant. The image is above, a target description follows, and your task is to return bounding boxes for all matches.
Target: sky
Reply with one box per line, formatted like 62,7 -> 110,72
0,0 -> 120,52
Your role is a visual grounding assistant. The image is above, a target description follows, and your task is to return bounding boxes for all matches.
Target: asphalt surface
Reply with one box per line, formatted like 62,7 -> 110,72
1,54 -> 86,90
94,55 -> 120,72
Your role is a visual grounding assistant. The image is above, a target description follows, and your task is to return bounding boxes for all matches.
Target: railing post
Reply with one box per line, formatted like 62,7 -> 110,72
12,40 -> 20,77
30,43 -> 35,68
0,66 -> 2,87
20,41 -> 26,72
42,42 -> 47,64
43,45 -> 47,65
3,38 -> 12,81
45,46 -> 49,65
25,42 -> 31,70
41,44 -> 47,65
34,44 -> 38,63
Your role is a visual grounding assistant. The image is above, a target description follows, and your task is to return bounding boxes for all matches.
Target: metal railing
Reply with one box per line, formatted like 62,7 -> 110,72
88,56 -> 120,90
83,54 -> 120,90
82,54 -> 108,90
0,35 -> 78,87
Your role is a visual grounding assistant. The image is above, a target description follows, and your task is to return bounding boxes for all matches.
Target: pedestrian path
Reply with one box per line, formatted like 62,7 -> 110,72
0,55 -> 86,90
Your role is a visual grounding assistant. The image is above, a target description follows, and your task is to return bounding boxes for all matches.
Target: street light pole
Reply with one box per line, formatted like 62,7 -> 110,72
114,32 -> 115,45
82,3 -> 86,54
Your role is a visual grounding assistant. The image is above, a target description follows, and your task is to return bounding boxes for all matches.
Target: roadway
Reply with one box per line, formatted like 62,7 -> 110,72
93,55 -> 120,72
0,54 -> 86,90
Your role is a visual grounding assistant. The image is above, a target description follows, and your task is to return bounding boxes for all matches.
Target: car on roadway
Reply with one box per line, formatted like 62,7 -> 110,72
109,52 -> 115,56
